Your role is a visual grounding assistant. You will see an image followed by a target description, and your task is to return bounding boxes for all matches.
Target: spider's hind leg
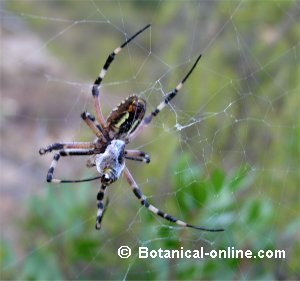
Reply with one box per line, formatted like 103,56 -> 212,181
81,111 -> 108,140
92,24 -> 151,128
126,54 -> 202,143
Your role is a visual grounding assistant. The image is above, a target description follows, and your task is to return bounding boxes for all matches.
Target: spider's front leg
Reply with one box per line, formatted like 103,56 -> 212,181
95,184 -> 108,229
124,167 -> 224,232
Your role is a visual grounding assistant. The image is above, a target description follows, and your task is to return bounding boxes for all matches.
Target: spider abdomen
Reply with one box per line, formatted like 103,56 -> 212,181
95,140 -> 125,185
107,95 -> 146,139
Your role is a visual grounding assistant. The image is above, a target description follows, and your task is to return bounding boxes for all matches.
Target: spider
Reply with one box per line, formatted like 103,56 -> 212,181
39,24 -> 224,232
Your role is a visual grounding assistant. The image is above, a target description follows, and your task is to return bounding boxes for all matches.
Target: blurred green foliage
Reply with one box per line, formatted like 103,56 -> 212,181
2,0 -> 299,280
2,156 -> 299,280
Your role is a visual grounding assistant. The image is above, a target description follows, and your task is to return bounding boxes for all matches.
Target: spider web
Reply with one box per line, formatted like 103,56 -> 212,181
1,0 -> 299,280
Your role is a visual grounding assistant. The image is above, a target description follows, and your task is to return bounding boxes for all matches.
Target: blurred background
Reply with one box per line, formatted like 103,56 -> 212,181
1,1 -> 299,280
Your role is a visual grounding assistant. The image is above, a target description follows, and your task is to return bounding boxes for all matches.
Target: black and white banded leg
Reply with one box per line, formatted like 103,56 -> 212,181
81,111 -> 108,140
124,150 -> 150,163
46,149 -> 97,183
39,142 -> 95,155
124,167 -> 224,232
92,24 -> 151,128
95,184 -> 108,229
126,54 -> 202,143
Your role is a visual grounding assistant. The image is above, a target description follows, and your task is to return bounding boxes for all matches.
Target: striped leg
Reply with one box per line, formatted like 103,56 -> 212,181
124,167 -> 224,232
81,111 -> 108,140
126,54 -> 202,143
92,24 -> 151,127
39,142 -> 95,155
124,150 -> 150,163
46,149 -> 98,183
95,184 -> 108,229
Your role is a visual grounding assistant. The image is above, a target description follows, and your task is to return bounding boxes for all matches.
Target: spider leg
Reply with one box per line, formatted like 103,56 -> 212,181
45,149 -> 97,183
92,24 -> 151,128
95,184 -> 108,229
124,167 -> 224,232
126,54 -> 202,143
81,111 -> 108,140
124,149 -> 150,163
39,142 -> 95,155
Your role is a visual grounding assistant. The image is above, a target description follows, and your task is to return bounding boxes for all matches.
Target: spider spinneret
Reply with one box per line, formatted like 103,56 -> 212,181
39,24 -> 224,232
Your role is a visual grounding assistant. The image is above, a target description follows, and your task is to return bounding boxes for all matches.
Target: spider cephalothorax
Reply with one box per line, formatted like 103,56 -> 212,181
95,139 -> 125,185
39,24 -> 224,232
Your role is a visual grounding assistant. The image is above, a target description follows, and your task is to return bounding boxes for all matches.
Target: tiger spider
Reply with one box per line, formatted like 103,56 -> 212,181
39,24 -> 224,232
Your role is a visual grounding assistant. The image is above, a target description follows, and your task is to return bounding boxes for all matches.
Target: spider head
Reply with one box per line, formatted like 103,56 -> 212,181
101,170 -> 115,185
95,140 -> 126,186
